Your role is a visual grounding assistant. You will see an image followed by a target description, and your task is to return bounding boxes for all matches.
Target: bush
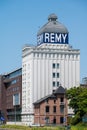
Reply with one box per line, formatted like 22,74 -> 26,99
71,113 -> 80,125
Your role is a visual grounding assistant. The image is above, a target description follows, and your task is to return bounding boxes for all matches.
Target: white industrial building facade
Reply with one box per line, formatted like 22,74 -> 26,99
22,14 -> 80,125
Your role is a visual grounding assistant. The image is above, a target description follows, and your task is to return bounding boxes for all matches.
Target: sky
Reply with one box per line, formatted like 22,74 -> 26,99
0,0 -> 87,82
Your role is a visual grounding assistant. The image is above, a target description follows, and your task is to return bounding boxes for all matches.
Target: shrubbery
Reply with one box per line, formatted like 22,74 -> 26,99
70,113 -> 80,125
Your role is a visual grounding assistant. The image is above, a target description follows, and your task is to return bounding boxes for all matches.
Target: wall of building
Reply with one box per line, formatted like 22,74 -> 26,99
34,94 -> 67,125
22,52 -> 34,125
22,43 -> 80,125
0,68 -> 22,123
0,75 -> 7,122
22,44 -> 80,104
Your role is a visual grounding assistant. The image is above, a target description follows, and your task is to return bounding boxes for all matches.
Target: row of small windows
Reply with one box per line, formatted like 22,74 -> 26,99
45,105 -> 64,113
7,116 -> 21,122
53,81 -> 59,87
52,63 -> 59,69
46,106 -> 56,113
7,86 -> 19,94
22,64 -> 30,70
53,73 -> 59,78
33,53 -> 79,59
6,79 -> 19,87
43,116 -> 65,124
46,98 -> 64,104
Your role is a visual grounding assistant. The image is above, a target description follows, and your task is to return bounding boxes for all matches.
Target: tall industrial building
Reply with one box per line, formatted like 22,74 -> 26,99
22,14 -> 80,125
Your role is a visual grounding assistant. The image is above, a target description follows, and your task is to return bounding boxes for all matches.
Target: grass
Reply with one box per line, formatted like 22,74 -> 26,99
71,126 -> 87,130
0,125 -> 30,130
71,122 -> 87,130
0,125 -> 61,130
0,124 -> 87,130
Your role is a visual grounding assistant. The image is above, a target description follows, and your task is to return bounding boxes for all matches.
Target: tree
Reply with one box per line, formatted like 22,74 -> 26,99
66,86 -> 87,124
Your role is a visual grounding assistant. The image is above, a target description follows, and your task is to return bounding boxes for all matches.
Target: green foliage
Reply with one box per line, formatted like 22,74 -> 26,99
76,122 -> 87,127
72,125 -> 87,130
70,113 -> 80,125
66,86 -> 87,124
0,125 -> 60,130
1,124 -> 87,130
1,125 -> 30,130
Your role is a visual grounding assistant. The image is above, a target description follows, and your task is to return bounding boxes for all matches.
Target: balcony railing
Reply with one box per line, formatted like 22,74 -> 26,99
60,102 -> 65,105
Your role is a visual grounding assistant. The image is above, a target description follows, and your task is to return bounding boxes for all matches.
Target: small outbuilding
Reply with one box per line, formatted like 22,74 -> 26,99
33,86 -> 68,125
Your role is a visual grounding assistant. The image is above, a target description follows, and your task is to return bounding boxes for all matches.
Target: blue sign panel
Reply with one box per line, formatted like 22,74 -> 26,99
37,32 -> 68,45
63,117 -> 66,122
0,116 -> 5,121
82,117 -> 87,122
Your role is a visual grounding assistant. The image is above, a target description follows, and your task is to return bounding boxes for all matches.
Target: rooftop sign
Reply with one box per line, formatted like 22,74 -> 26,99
37,32 -> 68,45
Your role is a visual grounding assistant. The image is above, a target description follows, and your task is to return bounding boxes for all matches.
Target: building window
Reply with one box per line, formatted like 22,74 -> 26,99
60,106 -> 64,113
53,73 -> 55,78
53,81 -> 55,87
54,100 -> 56,104
45,117 -> 49,124
57,82 -> 59,87
57,63 -> 59,69
52,63 -> 55,68
45,106 -> 49,113
57,73 -> 59,78
53,73 -> 59,78
60,97 -> 64,103
11,79 -> 17,84
53,90 -> 55,93
13,93 -> 20,106
46,100 -> 49,104
53,106 -> 56,113
60,117 -> 64,124
53,116 -> 56,124
53,63 -> 59,69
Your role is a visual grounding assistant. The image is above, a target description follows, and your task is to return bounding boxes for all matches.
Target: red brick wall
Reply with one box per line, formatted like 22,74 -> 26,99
0,74 -> 22,122
34,95 -> 68,125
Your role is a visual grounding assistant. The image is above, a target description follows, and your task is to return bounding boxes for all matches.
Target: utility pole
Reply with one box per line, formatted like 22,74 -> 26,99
63,89 -> 66,126
14,105 -> 16,125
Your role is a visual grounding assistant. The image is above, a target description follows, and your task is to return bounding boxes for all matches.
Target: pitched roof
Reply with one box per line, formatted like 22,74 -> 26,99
53,85 -> 66,95
33,86 -> 66,105
33,94 -> 56,105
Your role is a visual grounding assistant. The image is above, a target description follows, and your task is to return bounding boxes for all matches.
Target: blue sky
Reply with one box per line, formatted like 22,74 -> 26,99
0,0 -> 87,82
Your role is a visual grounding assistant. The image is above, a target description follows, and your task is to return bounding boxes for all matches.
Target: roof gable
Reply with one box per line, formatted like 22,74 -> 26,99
54,86 -> 65,95
33,94 -> 56,105
33,86 -> 66,105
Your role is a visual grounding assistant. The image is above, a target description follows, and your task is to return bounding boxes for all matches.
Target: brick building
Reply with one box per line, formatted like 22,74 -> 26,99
33,86 -> 68,125
0,68 -> 22,123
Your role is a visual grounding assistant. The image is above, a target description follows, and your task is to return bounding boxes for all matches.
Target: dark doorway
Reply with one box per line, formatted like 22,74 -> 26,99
60,117 -> 63,124
53,117 -> 56,124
